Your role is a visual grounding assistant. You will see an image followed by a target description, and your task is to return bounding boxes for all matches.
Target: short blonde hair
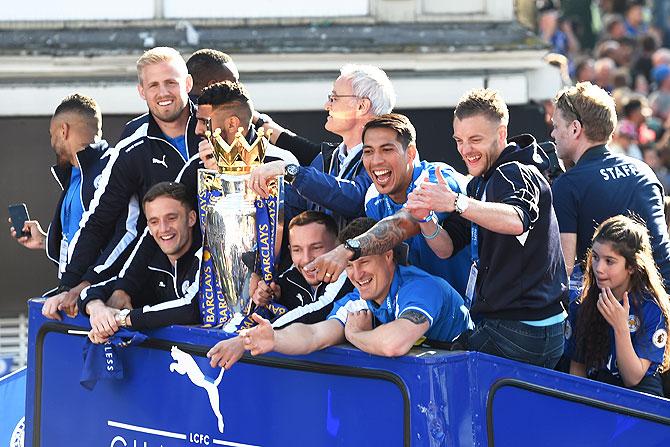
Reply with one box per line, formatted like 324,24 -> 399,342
554,81 -> 617,143
136,47 -> 187,83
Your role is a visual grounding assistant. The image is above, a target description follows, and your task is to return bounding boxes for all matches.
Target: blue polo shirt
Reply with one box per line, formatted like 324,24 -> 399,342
364,161 -> 471,297
60,167 -> 84,242
165,134 -> 188,161
327,264 -> 473,343
552,145 -> 670,285
564,292 -> 668,377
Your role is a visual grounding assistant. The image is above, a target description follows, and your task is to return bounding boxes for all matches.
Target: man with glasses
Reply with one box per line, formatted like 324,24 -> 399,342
309,88 -> 568,368
249,64 -> 396,230
551,81 -> 670,285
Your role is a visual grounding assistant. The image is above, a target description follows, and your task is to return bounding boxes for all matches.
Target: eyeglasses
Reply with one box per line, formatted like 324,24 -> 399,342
327,93 -> 361,103
560,91 -> 582,123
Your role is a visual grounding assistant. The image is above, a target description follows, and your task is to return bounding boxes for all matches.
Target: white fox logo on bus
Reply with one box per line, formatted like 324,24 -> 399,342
168,346 -> 225,433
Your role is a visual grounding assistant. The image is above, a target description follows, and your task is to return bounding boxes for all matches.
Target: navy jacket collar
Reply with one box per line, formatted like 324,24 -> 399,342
576,144 -> 609,165
51,140 -> 109,189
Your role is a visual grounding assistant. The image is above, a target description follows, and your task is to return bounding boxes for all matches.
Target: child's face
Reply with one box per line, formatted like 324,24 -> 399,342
591,241 -> 634,300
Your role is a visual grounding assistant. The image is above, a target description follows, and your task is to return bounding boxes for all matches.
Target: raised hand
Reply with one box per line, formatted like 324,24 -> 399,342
9,219 -> 46,250
198,139 -> 218,170
597,288 -> 630,334
406,168 -> 457,214
251,280 -> 280,307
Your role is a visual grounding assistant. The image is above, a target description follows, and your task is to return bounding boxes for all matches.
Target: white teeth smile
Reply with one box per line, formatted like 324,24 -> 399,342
373,169 -> 392,184
358,278 -> 372,286
465,155 -> 481,163
160,234 -> 175,241
158,100 -> 173,106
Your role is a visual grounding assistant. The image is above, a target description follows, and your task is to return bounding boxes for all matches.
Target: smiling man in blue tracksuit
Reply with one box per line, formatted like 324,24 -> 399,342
301,113 -> 470,299
53,47 -> 201,315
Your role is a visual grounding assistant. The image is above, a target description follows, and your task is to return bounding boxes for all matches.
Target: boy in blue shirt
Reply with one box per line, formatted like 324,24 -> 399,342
234,217 -> 472,359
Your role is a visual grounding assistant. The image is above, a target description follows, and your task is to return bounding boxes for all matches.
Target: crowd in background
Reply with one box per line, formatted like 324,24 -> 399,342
539,0 -> 670,191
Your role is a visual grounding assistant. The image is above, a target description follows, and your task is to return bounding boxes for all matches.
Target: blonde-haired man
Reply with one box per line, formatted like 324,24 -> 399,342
54,46 -> 201,318
550,81 -> 670,286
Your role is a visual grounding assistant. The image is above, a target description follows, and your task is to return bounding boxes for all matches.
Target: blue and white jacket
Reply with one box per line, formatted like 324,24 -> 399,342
60,103 -> 200,289
46,140 -> 134,294
79,232 -> 203,330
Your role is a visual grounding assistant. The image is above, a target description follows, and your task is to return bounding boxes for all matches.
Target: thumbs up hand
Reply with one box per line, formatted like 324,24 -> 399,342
406,168 -> 458,214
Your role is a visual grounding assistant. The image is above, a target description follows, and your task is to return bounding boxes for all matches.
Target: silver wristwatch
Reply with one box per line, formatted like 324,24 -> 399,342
116,308 -> 131,327
454,193 -> 469,214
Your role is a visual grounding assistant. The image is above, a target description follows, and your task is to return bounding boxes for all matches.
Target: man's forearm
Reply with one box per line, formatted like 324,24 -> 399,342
347,320 -> 425,357
461,199 -> 524,236
357,210 -> 419,257
274,321 -> 343,355
346,328 -> 392,356
419,219 -> 455,259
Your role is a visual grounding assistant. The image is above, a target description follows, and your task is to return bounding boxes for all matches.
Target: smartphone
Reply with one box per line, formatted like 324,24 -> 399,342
8,203 -> 30,238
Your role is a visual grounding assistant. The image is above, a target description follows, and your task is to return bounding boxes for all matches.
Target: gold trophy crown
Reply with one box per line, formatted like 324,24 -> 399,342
205,122 -> 273,174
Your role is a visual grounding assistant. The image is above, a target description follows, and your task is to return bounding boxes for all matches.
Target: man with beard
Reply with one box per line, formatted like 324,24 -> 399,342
53,47 -> 200,318
9,94 -> 121,320
193,80 -> 298,177
309,89 -> 567,368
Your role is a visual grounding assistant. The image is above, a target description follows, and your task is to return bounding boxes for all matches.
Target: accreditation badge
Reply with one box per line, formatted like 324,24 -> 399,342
58,237 -> 69,279
465,262 -> 478,308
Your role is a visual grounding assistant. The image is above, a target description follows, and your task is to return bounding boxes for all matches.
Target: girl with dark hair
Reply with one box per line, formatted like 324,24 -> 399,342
565,215 -> 670,396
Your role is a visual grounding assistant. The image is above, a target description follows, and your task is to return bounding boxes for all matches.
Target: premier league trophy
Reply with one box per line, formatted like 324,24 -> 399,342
197,124 -> 284,332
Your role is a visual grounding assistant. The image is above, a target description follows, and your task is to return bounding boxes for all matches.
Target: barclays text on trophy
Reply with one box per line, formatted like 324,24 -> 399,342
197,123 -> 285,332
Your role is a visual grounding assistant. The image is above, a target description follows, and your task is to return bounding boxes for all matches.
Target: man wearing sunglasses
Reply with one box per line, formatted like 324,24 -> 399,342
550,81 -> 670,286
249,64 -> 397,230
